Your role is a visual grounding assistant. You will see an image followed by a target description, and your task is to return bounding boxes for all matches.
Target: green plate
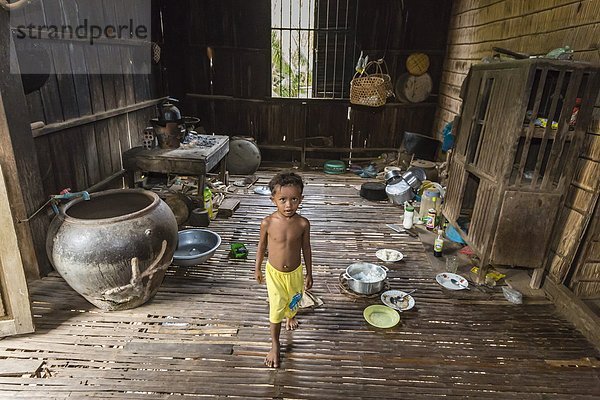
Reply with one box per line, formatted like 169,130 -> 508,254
363,305 -> 400,328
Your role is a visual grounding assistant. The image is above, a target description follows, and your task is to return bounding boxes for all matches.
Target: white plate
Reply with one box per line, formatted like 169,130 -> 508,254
436,272 -> 469,290
253,186 -> 271,195
376,249 -> 404,262
381,290 -> 415,311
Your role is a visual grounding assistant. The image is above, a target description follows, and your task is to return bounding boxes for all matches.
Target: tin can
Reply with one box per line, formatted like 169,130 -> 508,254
426,208 -> 437,229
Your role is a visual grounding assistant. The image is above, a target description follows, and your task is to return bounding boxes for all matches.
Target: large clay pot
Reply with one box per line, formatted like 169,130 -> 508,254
46,189 -> 178,311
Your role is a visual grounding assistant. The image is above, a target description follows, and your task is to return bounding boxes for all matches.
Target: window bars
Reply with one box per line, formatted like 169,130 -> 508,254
271,0 -> 359,99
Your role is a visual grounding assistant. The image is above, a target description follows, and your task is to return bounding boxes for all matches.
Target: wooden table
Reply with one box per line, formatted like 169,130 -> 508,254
122,135 -> 229,194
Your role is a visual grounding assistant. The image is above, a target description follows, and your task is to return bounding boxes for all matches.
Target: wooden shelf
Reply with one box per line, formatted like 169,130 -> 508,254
520,125 -> 574,140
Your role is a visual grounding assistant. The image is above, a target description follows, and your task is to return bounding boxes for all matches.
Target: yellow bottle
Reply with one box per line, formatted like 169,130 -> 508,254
203,187 -> 214,219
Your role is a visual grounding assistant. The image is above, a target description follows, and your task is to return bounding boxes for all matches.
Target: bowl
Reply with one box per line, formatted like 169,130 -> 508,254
324,160 -> 346,174
363,305 -> 400,328
376,249 -> 404,262
172,229 -> 221,266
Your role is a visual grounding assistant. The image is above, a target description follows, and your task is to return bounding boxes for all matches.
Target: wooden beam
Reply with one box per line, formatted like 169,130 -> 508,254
0,10 -> 48,279
186,92 -> 438,109
258,144 -> 399,153
0,164 -> 35,336
32,98 -> 166,138
543,277 -> 600,350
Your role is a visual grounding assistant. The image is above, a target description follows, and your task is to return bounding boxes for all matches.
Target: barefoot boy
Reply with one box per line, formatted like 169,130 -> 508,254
254,172 -> 313,368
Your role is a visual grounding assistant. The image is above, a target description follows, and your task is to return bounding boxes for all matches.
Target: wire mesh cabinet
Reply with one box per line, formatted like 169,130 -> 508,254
443,59 -> 600,280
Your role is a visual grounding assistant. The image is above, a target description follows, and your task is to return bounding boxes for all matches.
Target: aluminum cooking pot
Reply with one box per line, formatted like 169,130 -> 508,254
384,169 -> 403,185
343,262 -> 388,295
401,167 -> 426,190
386,180 -> 414,205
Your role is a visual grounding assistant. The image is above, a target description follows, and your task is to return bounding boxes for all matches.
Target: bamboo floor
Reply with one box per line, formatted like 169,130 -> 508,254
1,169 -> 599,399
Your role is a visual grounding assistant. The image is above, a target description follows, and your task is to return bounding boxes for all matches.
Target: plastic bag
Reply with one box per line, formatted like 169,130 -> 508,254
502,286 -> 523,304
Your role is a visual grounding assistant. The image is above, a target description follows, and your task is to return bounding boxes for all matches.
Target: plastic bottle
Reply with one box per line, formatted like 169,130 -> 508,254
402,203 -> 414,229
433,229 -> 444,257
203,187 -> 214,219
420,188 -> 440,219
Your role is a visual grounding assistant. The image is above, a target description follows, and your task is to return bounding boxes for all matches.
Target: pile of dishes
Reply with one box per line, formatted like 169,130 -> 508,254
384,167 -> 426,205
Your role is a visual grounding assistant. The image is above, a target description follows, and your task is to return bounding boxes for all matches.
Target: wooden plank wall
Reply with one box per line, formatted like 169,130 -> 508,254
161,0 -> 452,163
9,0 -> 160,276
435,0 -> 600,298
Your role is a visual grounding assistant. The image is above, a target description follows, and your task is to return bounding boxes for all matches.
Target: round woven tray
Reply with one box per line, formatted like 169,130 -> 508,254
406,52 -> 430,76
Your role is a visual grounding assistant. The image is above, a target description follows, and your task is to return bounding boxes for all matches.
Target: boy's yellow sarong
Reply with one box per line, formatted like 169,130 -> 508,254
265,261 -> 303,323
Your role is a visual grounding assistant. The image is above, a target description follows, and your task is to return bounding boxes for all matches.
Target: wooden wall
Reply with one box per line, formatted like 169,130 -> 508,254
4,0 -> 161,277
160,0 -> 452,163
435,0 -> 600,297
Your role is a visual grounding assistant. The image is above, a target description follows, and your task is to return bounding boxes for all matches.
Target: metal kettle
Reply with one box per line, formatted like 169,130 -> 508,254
158,97 -> 182,123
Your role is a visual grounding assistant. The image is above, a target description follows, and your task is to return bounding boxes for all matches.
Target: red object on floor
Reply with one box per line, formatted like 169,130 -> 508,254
459,246 -> 475,255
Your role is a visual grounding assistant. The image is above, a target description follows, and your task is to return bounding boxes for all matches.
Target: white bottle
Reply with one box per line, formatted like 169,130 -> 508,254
403,203 -> 415,230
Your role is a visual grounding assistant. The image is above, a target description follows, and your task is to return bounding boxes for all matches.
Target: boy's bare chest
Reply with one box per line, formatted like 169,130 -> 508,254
268,224 -> 303,244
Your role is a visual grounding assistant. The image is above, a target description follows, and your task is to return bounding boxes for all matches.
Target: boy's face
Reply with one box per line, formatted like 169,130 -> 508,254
271,184 -> 303,218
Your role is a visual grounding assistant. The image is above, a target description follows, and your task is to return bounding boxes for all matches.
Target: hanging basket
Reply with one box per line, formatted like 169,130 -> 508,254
350,60 -> 389,107
370,59 -> 394,98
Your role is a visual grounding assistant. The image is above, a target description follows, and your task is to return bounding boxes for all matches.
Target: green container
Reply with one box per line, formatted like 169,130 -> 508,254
324,160 -> 346,174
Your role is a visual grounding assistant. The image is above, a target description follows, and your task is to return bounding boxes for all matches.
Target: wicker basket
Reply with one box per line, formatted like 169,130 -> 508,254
350,61 -> 388,107
370,60 -> 394,98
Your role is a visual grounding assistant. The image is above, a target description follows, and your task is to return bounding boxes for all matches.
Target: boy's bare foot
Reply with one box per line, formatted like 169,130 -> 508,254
264,347 -> 280,368
285,317 -> 299,330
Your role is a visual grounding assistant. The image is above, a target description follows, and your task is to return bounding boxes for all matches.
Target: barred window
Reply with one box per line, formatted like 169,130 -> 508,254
271,0 -> 358,99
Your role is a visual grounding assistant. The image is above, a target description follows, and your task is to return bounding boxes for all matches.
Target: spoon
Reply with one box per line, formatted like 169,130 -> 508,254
450,278 -> 470,290
390,289 -> 417,307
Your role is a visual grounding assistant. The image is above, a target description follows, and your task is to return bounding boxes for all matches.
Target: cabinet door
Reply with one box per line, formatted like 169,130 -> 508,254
491,190 -> 561,268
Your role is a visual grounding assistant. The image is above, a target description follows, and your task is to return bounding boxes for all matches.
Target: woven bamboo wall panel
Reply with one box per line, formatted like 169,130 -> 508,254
439,82 -> 462,103
548,251 -> 569,282
441,70 -> 469,89
568,197 -> 600,297
590,107 -> 600,133
438,93 -> 462,115
449,2 -> 600,45
572,159 -> 600,191
572,262 -> 600,297
552,208 -> 586,259
451,0 -> 591,27
581,133 -> 600,160
588,241 -> 600,257
565,186 -> 596,214
446,24 -> 600,61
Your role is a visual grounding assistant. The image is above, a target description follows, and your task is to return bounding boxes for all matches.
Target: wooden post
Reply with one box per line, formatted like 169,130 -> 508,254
0,10 -> 49,279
